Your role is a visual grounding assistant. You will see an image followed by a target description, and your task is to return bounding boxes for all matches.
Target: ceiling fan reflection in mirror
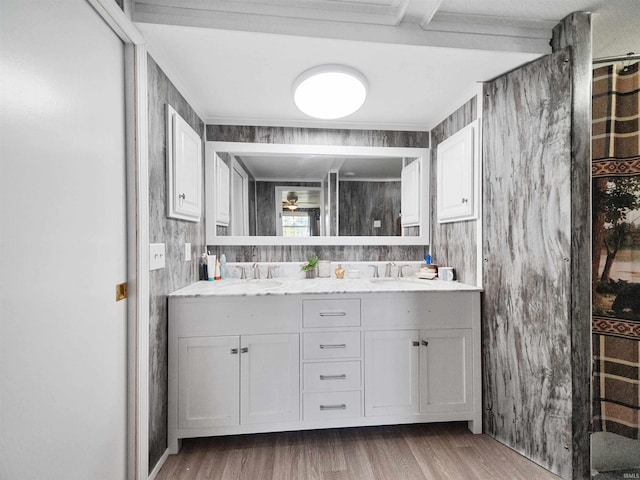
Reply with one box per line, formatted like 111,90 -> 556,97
283,192 -> 299,211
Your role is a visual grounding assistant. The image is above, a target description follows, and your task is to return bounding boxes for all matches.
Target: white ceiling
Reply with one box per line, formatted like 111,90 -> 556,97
134,0 -> 640,131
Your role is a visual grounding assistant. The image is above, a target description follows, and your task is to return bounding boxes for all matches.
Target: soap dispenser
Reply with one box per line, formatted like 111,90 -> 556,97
335,264 -> 345,279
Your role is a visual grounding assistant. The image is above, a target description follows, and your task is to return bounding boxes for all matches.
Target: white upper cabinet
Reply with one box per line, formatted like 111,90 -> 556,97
401,158 -> 421,227
166,105 -> 202,222
437,119 -> 480,223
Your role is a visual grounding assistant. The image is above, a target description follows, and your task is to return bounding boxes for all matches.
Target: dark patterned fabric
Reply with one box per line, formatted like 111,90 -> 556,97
592,62 -> 640,440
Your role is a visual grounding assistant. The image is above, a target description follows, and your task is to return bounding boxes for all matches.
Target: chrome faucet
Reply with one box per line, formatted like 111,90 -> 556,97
236,266 -> 247,280
398,265 -> 413,278
369,265 -> 380,278
266,265 -> 277,279
252,263 -> 261,279
385,262 -> 395,278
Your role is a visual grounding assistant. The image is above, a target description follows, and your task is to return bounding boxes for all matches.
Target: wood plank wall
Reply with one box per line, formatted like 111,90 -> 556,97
147,55 -> 207,471
482,49 -> 574,478
551,13 -> 593,480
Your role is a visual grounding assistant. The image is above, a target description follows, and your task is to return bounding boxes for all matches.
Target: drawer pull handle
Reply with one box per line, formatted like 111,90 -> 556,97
319,344 -> 347,349
230,348 -> 238,354
241,347 -> 249,353
320,404 -> 347,411
421,340 -> 429,347
320,374 -> 347,380
319,311 -> 347,317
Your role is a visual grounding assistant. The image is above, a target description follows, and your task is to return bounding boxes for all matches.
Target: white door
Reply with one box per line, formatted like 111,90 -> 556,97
231,164 -> 248,235
215,154 -> 230,225
240,334 -> 300,425
364,330 -> 419,416
178,336 -> 240,428
401,160 -> 421,226
419,329 -> 473,413
0,1 -> 128,478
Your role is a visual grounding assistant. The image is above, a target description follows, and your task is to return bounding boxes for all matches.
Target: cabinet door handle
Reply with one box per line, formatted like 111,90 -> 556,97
319,311 -> 347,317
461,197 -> 468,203
178,193 -> 186,200
319,344 -> 346,349
421,340 -> 429,347
230,348 -> 238,354
320,404 -> 347,411
412,341 -> 420,347
320,374 -> 347,381
241,347 -> 248,353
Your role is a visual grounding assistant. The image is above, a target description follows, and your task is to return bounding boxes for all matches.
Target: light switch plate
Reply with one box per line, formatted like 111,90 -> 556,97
185,243 -> 191,261
149,243 -> 165,271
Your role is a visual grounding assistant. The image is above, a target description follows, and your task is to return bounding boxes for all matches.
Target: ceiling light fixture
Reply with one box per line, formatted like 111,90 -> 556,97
293,65 -> 368,120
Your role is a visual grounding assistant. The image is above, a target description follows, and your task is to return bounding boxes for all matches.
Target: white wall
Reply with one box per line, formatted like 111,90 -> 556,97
0,1 -> 128,478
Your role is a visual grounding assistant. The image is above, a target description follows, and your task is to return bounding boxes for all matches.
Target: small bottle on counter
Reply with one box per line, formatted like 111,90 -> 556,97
214,259 -> 221,280
335,264 -> 345,279
220,254 -> 227,279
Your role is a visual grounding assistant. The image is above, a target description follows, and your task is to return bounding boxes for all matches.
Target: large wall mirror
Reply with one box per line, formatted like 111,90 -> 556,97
205,142 -> 430,245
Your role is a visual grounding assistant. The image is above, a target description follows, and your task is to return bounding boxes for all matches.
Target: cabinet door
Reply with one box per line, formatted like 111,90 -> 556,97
240,334 -> 300,425
178,336 -> 239,429
401,160 -> 421,226
419,329 -> 473,413
215,154 -> 230,225
364,330 -> 419,416
437,120 -> 478,223
167,105 -> 202,222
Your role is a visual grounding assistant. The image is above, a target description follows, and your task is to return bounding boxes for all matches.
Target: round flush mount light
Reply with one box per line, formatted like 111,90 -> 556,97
293,65 -> 368,120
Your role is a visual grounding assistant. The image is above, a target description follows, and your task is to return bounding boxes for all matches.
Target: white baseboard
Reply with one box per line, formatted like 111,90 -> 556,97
148,449 -> 169,480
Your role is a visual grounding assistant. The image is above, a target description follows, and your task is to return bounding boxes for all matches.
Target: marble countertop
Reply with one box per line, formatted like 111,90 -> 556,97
168,277 -> 482,298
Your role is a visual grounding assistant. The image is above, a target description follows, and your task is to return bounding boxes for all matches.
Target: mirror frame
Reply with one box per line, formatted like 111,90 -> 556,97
205,141 -> 430,245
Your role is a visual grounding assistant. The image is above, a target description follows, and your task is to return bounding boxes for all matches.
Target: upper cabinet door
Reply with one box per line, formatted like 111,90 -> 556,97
166,105 -> 202,222
437,119 -> 480,223
215,154 -> 230,226
401,159 -> 421,226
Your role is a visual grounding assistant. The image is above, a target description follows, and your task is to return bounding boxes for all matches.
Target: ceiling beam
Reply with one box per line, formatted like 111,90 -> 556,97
133,2 -> 553,55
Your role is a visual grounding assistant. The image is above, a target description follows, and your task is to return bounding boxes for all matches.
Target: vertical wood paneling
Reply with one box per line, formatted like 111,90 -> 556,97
339,181 -> 400,236
551,13 -> 593,480
210,245 -> 427,263
482,50 -> 573,478
147,54 -> 206,470
207,125 -> 429,148
430,98 -> 478,285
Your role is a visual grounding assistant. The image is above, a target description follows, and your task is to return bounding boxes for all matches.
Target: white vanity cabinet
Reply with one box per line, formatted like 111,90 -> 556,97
176,333 -> 299,429
364,328 -> 472,417
168,289 -> 481,454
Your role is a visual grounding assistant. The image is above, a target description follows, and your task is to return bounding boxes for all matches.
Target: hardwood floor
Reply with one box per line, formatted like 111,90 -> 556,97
156,423 -> 561,480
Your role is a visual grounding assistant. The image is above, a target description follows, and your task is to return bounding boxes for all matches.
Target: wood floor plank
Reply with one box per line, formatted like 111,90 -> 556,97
272,431 -> 305,480
156,423 -> 562,480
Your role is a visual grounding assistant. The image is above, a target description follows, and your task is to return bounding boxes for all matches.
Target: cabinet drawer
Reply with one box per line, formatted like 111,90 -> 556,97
303,391 -> 362,421
303,298 -> 361,328
303,361 -> 361,392
303,332 -> 361,360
